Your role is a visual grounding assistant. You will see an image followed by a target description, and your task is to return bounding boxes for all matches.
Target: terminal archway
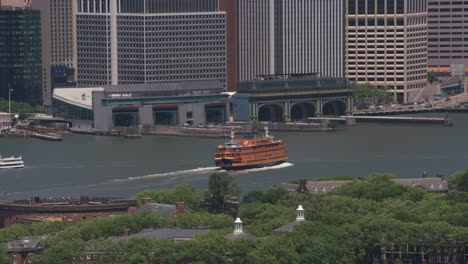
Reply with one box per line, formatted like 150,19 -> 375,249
113,108 -> 139,127
153,107 -> 178,125
258,104 -> 284,122
205,104 -> 226,124
290,102 -> 315,121
322,100 -> 347,116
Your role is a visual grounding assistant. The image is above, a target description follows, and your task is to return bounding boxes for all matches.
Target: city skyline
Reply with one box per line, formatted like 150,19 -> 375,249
1,0 -> 468,105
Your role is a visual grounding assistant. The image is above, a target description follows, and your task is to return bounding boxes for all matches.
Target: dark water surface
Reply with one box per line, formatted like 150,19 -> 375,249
1,113 -> 467,199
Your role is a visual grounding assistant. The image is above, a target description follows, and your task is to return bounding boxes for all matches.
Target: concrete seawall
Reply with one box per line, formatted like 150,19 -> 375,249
309,115 -> 452,126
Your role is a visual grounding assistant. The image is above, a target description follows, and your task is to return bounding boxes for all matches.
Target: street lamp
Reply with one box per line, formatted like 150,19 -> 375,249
8,84 -> 13,116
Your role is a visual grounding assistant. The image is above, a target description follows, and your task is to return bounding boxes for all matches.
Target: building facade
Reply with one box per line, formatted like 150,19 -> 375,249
0,4 -> 42,104
31,0 -> 77,106
237,0 -> 345,82
52,81 -> 230,130
219,0 -> 237,92
0,196 -> 137,228
346,0 -> 428,103
427,0 -> 468,70
76,0 -> 226,88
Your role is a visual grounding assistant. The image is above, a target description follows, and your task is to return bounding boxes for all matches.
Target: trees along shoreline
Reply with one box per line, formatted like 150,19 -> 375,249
1,172 -> 467,264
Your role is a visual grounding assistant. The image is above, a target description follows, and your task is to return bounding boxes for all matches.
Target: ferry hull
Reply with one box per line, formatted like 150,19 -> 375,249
0,164 -> 24,169
219,160 -> 286,171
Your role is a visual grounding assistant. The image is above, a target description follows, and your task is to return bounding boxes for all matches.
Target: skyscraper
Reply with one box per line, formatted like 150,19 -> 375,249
237,0 -> 346,82
31,0 -> 77,106
219,0 -> 237,92
346,0 -> 428,103
427,0 -> 468,70
0,3 -> 42,104
76,0 -> 226,87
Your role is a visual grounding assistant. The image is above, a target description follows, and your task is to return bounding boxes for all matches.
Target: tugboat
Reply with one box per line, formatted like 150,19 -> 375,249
0,156 -> 24,169
214,127 -> 287,170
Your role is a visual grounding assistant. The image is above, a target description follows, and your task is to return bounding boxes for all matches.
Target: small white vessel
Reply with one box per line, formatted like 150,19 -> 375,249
0,155 -> 24,169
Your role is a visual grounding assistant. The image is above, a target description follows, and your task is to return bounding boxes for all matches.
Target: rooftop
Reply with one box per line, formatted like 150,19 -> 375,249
237,76 -> 349,93
101,81 -> 223,94
0,196 -> 137,211
53,87 -> 103,110
111,228 -> 210,241
6,236 -> 46,253
281,177 -> 449,193
274,220 -> 303,232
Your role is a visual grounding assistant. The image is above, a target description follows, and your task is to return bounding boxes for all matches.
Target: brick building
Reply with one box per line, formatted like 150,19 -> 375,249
136,199 -> 190,218
0,196 -> 137,228
5,236 -> 45,264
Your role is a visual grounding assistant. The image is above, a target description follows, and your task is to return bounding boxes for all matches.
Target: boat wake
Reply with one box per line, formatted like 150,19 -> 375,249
112,162 -> 293,183
228,162 -> 294,175
118,166 -> 221,182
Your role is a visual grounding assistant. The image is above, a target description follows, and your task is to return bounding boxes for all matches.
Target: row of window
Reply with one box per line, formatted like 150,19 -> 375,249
429,37 -> 468,41
429,8 -> 468,12
119,19 -> 225,25
429,44 -> 468,47
348,67 -> 405,71
348,0 -> 406,15
348,45 -> 405,49
348,56 -> 406,60
429,1 -> 468,5
350,77 -> 407,82
429,55 -> 468,59
348,28 -> 405,33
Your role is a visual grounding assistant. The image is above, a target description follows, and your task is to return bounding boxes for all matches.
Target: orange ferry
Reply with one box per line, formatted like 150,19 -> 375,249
214,127 -> 287,170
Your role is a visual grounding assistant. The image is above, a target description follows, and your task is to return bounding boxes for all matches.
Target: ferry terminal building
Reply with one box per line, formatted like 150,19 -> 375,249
52,76 -> 353,130
52,81 -> 232,130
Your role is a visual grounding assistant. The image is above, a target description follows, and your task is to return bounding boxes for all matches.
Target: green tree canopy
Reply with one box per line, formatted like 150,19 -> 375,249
427,71 -> 438,84
202,172 -> 241,215
351,83 -> 392,108
136,184 -> 203,210
448,171 -> 468,192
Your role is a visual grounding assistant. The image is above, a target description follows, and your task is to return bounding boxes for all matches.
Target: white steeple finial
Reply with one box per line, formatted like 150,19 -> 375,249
234,217 -> 243,234
296,205 -> 305,221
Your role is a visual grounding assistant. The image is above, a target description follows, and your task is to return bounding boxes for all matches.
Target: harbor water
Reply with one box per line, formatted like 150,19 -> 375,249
1,113 -> 467,200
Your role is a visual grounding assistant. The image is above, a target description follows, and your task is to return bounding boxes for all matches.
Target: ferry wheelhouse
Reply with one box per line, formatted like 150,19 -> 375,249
214,127 -> 287,170
0,156 -> 24,169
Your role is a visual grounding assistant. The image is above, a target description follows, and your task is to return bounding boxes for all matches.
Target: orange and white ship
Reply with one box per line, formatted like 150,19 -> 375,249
214,127 -> 287,170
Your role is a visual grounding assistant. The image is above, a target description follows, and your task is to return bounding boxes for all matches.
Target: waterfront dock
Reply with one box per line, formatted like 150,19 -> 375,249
31,132 -> 63,141
309,115 -> 452,126
69,121 -> 334,138
353,107 -> 468,116
0,130 -> 63,141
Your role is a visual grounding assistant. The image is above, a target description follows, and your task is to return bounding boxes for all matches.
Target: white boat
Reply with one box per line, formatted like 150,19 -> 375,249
0,155 -> 24,169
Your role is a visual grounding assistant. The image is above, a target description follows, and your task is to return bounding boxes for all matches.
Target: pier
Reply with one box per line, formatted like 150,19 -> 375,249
0,130 -> 63,141
30,132 -> 62,141
309,115 -> 452,126
353,107 -> 468,116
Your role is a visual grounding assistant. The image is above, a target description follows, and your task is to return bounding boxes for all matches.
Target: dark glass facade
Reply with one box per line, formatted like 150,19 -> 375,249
0,9 -> 42,104
52,98 -> 94,120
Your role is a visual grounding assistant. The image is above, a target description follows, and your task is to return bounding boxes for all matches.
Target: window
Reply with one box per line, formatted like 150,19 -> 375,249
348,0 -> 356,14
358,0 -> 366,14
367,0 -> 375,13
